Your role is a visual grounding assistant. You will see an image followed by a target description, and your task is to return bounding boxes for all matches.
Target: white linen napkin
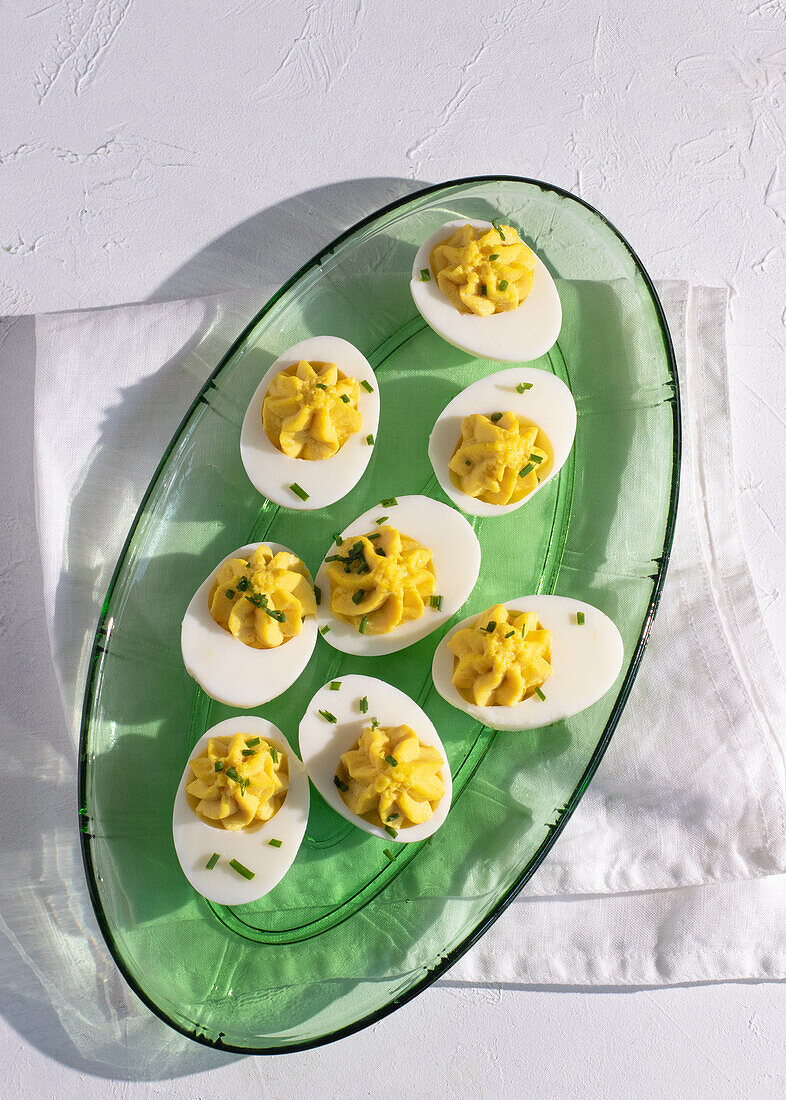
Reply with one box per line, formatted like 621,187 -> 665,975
32,280 -> 786,985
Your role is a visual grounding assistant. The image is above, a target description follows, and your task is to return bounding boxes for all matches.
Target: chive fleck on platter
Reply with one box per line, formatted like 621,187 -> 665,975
78,176 -> 680,1054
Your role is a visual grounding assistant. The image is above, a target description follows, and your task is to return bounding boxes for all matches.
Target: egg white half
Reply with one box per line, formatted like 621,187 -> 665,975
314,495 -> 481,656
428,367 -> 577,517
181,541 -> 317,708
240,335 -> 380,510
410,218 -> 562,363
299,674 -> 452,844
432,595 -> 624,731
172,716 -> 310,905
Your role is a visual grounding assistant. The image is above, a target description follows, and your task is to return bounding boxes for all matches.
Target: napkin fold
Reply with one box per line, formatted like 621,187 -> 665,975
33,279 -> 786,986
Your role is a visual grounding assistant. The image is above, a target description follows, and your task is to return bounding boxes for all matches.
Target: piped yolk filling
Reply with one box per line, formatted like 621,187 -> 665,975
325,526 -> 435,635
429,223 -> 536,317
187,733 -> 289,831
449,411 -> 552,506
262,359 -> 361,460
208,544 -> 316,649
337,723 -> 445,828
449,603 -> 553,706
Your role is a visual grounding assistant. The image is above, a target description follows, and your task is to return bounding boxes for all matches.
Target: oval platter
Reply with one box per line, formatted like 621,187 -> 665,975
79,176 -> 680,1053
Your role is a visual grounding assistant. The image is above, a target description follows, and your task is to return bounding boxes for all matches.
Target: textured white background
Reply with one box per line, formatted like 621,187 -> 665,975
2,0 -> 786,1096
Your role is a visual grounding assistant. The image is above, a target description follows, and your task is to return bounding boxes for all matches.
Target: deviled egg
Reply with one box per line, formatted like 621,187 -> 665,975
240,336 -> 380,510
428,367 -> 576,517
432,595 -> 624,731
410,218 -> 562,362
299,675 -> 452,843
173,716 -> 309,904
313,495 -> 481,655
181,542 -> 317,708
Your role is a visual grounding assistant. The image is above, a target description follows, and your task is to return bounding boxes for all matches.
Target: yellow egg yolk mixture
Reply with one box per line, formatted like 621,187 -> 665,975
429,223 -> 536,317
187,733 -> 289,830
262,359 -> 362,460
449,603 -> 553,706
325,526 -> 435,635
449,411 -> 552,506
337,723 -> 445,828
208,544 -> 316,649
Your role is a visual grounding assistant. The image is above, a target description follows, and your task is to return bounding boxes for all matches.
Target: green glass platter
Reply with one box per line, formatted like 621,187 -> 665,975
79,176 -> 680,1053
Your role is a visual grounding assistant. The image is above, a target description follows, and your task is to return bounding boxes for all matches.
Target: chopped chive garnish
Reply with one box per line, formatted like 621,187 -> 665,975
366,433 -> 374,445
577,611 -> 585,625
225,588 -> 235,599
420,268 -> 431,281
318,709 -> 337,723
352,540 -> 363,553
516,381 -> 533,393
385,755 -> 398,768
352,589 -> 365,605
236,575 -> 249,591
530,454 -> 544,464
325,554 -> 342,563
489,252 -> 500,260
320,624 -> 331,636
519,462 -> 536,478
376,515 -> 388,524
490,412 -> 503,422
483,621 -> 496,633
225,767 -> 241,783
340,393 -> 350,404
330,681 -> 341,690
334,775 -> 349,792
268,839 -> 283,848
383,848 -> 396,862
370,717 -> 380,730
429,594 -> 443,611
505,630 -> 515,639
368,532 -> 381,540
333,532 -> 343,546
492,218 -> 506,239
229,859 -> 255,881
214,761 -> 224,772
359,615 -> 368,634
499,279 -> 509,292
205,852 -> 220,870
380,497 -> 397,508
480,284 -> 487,296
246,737 -> 260,746
316,382 -> 328,390
535,686 -> 546,701
387,813 -> 399,821
270,746 -> 278,763
241,748 -> 256,757
359,696 -> 368,713
465,458 -> 471,466
385,825 -> 398,839
290,482 -> 309,501
361,379 -> 374,393
314,585 -> 321,606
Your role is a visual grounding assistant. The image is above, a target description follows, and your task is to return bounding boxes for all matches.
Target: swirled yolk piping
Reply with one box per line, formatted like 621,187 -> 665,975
429,223 -> 536,317
187,733 -> 288,831
262,359 -> 361,460
208,544 -> 316,649
449,603 -> 552,706
337,723 -> 445,827
325,526 -> 435,635
449,412 -> 552,506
